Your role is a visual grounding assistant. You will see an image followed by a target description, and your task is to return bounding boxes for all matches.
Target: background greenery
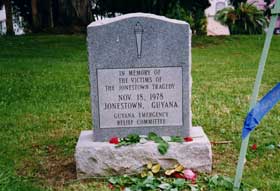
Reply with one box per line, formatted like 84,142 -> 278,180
0,0 -> 210,35
0,35 -> 279,190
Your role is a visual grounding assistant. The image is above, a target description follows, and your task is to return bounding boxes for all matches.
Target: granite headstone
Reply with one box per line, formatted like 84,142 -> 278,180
75,13 -> 212,178
87,13 -> 192,141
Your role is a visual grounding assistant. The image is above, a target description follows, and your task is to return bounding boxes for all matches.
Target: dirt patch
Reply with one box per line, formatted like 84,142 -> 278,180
39,155 -> 76,187
18,144 -> 77,188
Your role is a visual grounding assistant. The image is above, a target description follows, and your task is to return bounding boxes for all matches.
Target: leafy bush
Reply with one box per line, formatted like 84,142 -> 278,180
166,2 -> 195,31
192,9 -> 207,35
166,1 -> 208,35
215,2 -> 268,34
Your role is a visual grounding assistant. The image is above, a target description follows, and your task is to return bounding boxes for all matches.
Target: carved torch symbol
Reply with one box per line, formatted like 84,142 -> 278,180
134,22 -> 143,59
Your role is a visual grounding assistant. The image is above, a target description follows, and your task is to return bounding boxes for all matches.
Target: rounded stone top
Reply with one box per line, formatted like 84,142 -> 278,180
88,12 -> 188,28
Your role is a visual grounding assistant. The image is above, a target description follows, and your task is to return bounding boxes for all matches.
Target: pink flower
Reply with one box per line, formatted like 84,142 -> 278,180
184,137 -> 193,142
183,169 -> 196,183
251,144 -> 257,150
109,137 -> 119,144
108,183 -> 114,190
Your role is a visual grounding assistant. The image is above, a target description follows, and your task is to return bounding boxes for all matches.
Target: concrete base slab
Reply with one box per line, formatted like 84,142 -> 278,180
75,126 -> 212,178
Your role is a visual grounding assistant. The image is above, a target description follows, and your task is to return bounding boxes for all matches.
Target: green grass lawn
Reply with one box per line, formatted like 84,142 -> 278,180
0,35 -> 279,191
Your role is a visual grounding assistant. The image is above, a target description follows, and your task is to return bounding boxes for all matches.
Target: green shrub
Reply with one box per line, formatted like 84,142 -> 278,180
215,2 -> 268,34
166,1 -> 208,35
166,2 -> 195,31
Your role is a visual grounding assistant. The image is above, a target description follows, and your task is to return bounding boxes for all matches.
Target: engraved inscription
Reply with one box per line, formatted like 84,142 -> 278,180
97,67 -> 183,128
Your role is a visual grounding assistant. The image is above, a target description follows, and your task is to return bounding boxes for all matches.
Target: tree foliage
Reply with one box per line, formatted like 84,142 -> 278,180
11,0 -> 92,33
90,0 -> 210,35
5,0 -> 210,34
175,0 -> 210,35
230,0 -> 247,8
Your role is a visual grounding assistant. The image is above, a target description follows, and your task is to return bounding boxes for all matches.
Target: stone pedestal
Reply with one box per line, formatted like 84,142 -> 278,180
75,126 -> 212,179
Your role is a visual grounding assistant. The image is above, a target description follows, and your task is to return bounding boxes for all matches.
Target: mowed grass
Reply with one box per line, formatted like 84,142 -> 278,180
0,34 -> 279,191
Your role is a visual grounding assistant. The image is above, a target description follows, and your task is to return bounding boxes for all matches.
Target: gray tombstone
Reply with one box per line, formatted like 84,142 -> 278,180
75,13 -> 212,178
87,13 -> 192,141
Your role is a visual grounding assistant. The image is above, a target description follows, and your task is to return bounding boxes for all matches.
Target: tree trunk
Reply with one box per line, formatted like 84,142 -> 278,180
31,0 -> 40,31
49,0 -> 54,28
3,0 -> 14,35
72,0 -> 89,25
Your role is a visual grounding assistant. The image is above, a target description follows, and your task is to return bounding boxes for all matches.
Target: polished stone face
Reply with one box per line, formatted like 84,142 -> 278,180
97,67 -> 183,128
87,13 -> 192,141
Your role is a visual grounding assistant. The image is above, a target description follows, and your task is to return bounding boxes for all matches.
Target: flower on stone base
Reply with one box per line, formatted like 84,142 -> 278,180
184,137 -> 193,142
109,137 -> 119,144
183,169 -> 197,183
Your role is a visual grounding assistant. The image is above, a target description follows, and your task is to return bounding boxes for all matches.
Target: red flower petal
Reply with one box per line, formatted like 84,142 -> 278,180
184,137 -> 193,142
173,172 -> 185,179
251,143 -> 257,150
109,137 -> 119,144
